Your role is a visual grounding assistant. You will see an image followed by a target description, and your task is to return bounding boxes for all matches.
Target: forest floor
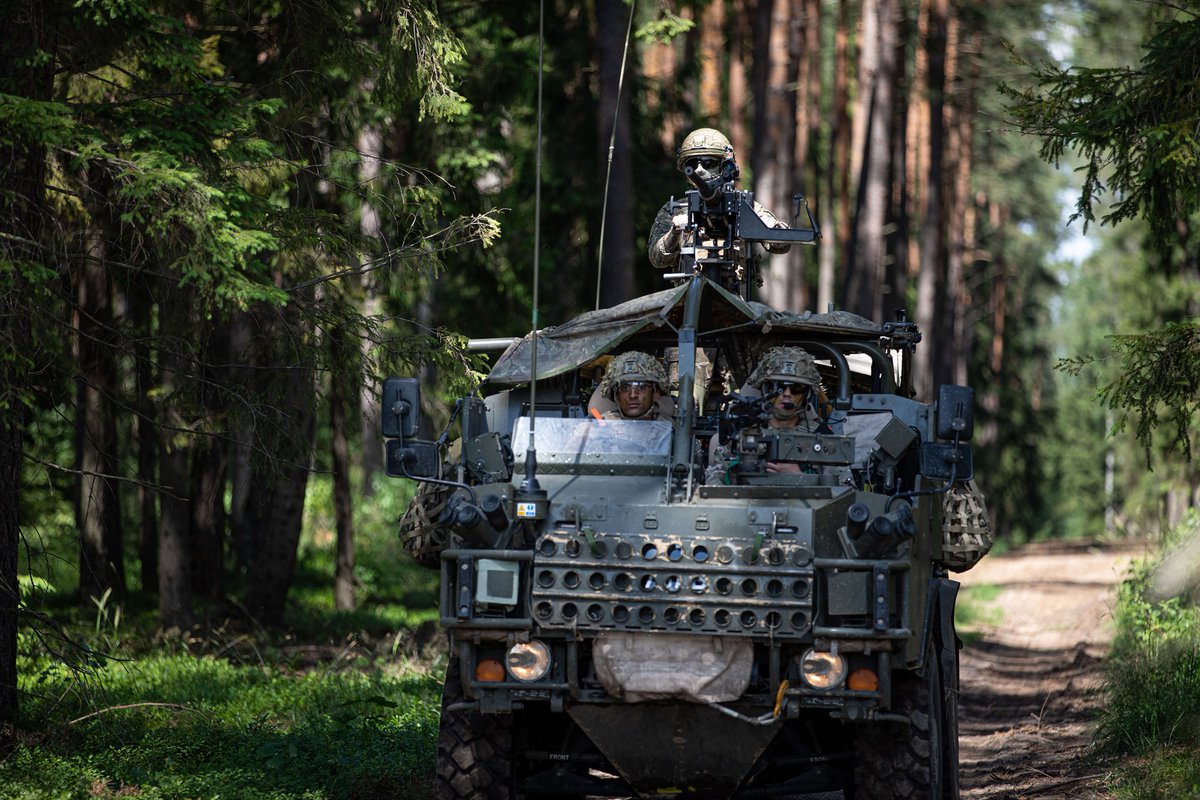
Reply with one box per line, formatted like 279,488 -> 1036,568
957,538 -> 1153,799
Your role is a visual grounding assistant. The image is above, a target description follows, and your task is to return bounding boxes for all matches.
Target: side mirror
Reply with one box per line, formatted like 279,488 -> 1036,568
382,377 -> 421,439
936,384 -> 975,442
919,442 -> 974,481
385,439 -> 440,479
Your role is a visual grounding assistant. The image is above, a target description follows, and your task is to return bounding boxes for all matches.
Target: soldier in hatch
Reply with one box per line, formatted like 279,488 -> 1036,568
588,351 -> 675,421
647,128 -> 792,274
706,346 -> 829,483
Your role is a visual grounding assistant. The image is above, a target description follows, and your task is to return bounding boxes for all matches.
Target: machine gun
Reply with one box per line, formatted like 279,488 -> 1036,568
666,155 -> 821,298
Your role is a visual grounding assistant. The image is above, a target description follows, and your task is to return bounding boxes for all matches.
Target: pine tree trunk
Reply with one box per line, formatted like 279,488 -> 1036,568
644,28 -> 681,152
595,0 -> 635,308
242,393 -> 314,625
242,301 -> 316,627
827,0 -> 851,309
0,235 -> 27,724
0,399 -> 18,719
750,0 -> 772,173
976,200 -> 1008,451
947,26 -> 981,389
228,309 -> 254,574
357,119 -> 383,497
159,437 -> 193,632
845,0 -> 900,320
886,5 -> 911,315
331,326 -> 356,612
157,278 -> 193,632
189,439 -> 226,602
76,220 -> 125,602
728,0 -> 750,155
759,0 -> 805,311
131,277 -> 159,593
699,0 -> 724,121
913,0 -> 948,400
799,0 -> 823,311
795,0 -> 818,189
1,0 -> 52,717
187,323 -> 228,601
936,10 -> 969,391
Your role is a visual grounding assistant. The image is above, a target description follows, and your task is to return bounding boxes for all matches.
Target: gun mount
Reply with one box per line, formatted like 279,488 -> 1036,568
665,177 -> 820,299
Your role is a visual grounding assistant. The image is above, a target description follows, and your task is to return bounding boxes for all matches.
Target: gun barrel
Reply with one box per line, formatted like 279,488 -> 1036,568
683,165 -> 707,192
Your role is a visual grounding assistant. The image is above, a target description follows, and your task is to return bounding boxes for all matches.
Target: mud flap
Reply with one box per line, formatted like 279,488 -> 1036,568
936,577 -> 962,799
568,703 -> 779,797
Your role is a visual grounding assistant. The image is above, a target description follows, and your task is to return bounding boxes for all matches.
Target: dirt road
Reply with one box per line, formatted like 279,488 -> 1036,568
956,539 -> 1152,799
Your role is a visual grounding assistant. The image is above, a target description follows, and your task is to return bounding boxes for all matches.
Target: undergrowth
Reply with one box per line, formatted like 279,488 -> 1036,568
7,472 -> 446,799
1099,512 -> 1200,800
954,582 -> 1003,644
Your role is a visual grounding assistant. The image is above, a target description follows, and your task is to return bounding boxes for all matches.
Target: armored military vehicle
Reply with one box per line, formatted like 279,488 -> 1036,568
383,268 -> 988,799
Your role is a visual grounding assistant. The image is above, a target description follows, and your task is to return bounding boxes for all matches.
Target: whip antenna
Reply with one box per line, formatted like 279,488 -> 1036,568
594,0 -> 637,310
520,0 -> 547,500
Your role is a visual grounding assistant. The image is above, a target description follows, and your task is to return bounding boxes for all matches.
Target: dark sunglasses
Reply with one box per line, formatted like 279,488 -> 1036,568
685,156 -> 722,171
761,381 -> 809,396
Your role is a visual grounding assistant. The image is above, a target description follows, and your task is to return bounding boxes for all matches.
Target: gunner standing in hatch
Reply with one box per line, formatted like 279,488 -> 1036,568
647,128 -> 791,274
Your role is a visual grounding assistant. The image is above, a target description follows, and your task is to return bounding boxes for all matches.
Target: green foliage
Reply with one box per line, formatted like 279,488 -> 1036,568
296,471 -> 440,626
9,463 -> 444,798
1061,320 -> 1200,465
4,651 -> 441,799
1098,516 -> 1200,758
1107,750 -> 1200,800
1002,12 -> 1200,249
0,95 -> 78,149
954,583 -> 1004,644
636,8 -> 694,44
1005,3 -> 1200,533
382,0 -> 470,121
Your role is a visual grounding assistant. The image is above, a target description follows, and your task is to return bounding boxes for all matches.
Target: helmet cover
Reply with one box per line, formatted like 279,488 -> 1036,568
747,347 -> 821,390
600,351 -> 667,399
676,128 -> 734,171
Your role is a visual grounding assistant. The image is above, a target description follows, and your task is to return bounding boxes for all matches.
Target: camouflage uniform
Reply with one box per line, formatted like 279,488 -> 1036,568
648,128 -> 791,270
706,347 -> 826,484
593,351 -> 671,420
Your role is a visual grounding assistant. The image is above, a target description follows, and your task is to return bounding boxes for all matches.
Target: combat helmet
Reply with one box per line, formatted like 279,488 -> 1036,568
676,128 -> 734,171
747,346 -> 821,391
600,351 -> 668,400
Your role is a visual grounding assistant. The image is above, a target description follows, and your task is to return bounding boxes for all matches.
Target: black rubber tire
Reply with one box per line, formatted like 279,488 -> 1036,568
435,658 -> 514,800
852,639 -> 959,800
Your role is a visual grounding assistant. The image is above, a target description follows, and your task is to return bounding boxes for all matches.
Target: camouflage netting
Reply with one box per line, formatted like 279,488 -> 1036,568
940,479 -> 993,572
399,482 -> 454,569
485,276 -> 881,388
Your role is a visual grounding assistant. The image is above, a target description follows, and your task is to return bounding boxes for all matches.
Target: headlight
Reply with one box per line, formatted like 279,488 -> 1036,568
507,640 -> 551,682
799,649 -> 847,690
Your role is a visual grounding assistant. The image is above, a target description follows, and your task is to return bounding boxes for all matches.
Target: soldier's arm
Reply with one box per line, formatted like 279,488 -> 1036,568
648,201 -> 682,268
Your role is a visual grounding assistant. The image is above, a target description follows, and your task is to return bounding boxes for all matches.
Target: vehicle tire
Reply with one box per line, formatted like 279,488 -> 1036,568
852,637 -> 959,800
435,657 -> 514,800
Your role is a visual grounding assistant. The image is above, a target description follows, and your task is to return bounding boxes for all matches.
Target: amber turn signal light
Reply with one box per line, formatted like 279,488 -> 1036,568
475,658 -> 506,682
847,667 -> 879,692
